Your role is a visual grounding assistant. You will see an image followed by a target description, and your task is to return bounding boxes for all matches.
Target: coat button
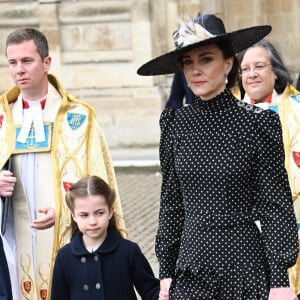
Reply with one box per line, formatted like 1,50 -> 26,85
83,284 -> 89,291
81,257 -> 87,263
94,255 -> 99,261
95,282 -> 101,289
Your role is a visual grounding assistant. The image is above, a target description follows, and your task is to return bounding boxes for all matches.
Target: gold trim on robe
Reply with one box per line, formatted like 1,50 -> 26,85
0,74 -> 127,300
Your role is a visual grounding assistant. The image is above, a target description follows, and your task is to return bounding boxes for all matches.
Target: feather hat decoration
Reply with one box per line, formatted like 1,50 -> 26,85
137,13 -> 272,76
173,17 -> 215,49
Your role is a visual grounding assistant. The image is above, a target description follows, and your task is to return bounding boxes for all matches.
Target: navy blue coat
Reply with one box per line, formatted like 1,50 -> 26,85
50,227 -> 159,300
165,71 -> 195,109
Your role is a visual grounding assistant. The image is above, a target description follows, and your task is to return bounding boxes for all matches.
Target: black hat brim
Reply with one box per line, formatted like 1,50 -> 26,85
137,25 -> 272,76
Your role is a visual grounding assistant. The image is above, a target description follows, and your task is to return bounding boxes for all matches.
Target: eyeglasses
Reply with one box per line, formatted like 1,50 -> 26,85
239,63 -> 272,76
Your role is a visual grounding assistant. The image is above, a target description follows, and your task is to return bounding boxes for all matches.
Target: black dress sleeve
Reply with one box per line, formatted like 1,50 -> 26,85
253,110 -> 299,287
155,108 -> 185,279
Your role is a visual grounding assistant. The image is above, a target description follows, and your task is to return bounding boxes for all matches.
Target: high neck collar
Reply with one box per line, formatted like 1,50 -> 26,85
194,88 -> 235,112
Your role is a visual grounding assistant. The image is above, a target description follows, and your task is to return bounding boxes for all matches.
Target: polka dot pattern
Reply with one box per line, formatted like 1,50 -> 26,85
156,89 -> 299,299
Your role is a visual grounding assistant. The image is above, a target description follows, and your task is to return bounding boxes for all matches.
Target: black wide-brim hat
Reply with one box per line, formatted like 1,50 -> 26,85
137,14 -> 272,76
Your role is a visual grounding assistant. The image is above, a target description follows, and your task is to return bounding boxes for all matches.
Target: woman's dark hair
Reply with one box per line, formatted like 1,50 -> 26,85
237,39 -> 293,96
65,175 -> 122,239
216,39 -> 239,89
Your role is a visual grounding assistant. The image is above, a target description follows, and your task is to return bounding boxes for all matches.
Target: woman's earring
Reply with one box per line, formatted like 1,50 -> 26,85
225,74 -> 228,85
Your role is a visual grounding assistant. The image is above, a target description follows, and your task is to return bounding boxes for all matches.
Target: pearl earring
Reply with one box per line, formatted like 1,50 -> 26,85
225,74 -> 228,85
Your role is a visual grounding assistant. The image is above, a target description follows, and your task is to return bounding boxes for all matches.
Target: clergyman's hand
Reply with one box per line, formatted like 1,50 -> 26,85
31,206 -> 55,230
0,170 -> 16,197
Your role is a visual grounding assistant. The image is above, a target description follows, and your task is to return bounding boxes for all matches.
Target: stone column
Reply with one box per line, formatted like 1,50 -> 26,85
38,0 -> 62,77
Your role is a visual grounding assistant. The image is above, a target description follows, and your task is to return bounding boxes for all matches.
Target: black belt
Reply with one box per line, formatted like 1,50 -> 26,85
198,211 -> 259,229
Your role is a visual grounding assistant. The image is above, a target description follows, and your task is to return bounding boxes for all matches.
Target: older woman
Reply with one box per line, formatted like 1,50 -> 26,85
237,39 -> 300,299
138,14 -> 299,300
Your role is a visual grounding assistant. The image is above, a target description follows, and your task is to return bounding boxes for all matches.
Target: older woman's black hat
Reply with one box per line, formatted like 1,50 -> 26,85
137,14 -> 272,76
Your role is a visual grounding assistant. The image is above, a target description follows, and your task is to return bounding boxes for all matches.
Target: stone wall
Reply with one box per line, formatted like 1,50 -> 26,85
0,0 -> 299,148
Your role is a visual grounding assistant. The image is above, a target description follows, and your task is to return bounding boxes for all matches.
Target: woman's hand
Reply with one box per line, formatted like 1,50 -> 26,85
159,278 -> 172,300
269,287 -> 298,300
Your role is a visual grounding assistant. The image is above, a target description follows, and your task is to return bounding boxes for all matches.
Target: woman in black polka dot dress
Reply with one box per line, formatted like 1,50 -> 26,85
137,13 -> 299,300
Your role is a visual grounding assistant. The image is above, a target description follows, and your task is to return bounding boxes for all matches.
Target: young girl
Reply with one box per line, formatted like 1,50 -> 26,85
50,175 -> 159,300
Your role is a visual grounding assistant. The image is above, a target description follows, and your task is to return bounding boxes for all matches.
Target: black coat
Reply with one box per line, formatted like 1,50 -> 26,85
0,237 -> 12,300
156,89 -> 299,299
165,71 -> 195,109
51,227 -> 159,300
